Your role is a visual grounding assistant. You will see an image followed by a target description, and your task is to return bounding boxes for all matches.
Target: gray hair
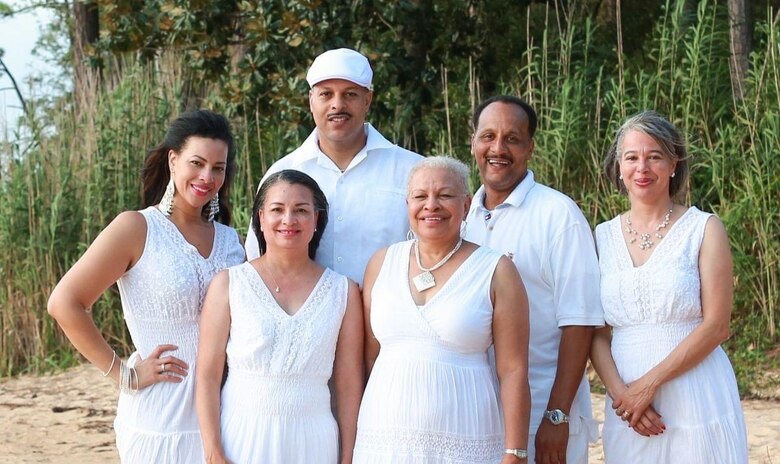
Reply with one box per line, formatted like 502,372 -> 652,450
604,110 -> 690,197
407,156 -> 470,196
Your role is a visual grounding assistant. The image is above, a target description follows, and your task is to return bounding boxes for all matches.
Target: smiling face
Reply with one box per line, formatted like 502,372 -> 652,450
258,181 -> 319,254
407,166 -> 471,244
168,136 -> 228,213
618,129 -> 677,203
309,78 -> 373,157
471,101 -> 535,209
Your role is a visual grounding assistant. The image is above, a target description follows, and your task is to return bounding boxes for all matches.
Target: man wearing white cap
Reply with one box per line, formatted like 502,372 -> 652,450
246,48 -> 423,286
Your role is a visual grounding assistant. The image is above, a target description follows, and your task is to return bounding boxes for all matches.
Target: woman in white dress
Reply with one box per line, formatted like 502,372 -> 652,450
590,111 -> 748,463
48,109 -> 245,462
353,156 -> 531,464
196,169 -> 364,464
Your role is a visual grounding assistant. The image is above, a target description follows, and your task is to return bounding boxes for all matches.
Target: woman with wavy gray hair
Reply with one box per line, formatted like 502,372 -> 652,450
590,111 -> 747,463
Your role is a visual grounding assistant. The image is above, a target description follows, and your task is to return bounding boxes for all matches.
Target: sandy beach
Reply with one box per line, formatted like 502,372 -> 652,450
1,364 -> 777,463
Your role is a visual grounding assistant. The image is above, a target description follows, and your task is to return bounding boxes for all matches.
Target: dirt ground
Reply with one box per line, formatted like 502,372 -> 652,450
0,364 -> 778,463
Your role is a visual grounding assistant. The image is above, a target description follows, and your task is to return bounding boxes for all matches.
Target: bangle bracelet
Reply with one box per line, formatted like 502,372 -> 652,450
101,351 -> 117,377
505,448 -> 528,459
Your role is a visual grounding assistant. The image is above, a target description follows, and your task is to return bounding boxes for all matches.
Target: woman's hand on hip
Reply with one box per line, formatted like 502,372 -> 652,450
133,344 -> 189,389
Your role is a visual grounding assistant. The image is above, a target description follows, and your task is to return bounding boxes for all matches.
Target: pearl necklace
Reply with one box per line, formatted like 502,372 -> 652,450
625,208 -> 673,250
260,261 -> 281,293
412,238 -> 463,292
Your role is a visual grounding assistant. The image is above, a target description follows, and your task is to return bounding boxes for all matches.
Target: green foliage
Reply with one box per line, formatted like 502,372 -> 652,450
1,1 -> 777,397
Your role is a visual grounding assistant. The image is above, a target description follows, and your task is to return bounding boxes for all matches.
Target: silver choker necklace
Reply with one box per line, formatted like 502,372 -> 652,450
412,238 -> 463,292
625,208 -> 673,250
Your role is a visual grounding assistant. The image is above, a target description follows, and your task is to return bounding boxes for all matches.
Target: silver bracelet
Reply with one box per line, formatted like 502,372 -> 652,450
119,360 -> 139,395
101,351 -> 117,377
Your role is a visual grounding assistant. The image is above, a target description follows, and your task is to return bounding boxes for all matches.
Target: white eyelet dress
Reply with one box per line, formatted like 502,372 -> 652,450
219,263 -> 349,463
353,241 -> 505,464
595,207 -> 748,463
113,207 -> 245,463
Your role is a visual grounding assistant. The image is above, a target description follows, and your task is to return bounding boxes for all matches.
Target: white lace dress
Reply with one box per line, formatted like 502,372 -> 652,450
595,207 -> 748,464
353,241 -> 505,464
113,207 -> 244,463
219,263 -> 349,463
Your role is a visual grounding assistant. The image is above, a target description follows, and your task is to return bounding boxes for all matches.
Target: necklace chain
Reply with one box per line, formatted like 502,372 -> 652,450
412,238 -> 463,292
260,261 -> 281,293
625,208 -> 673,250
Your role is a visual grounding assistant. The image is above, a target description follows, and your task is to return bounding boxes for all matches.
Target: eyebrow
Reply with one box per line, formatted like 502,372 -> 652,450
191,154 -> 226,165
268,201 -> 313,206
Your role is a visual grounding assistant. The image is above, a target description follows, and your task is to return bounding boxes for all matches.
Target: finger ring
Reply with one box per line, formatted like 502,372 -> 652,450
622,411 -> 631,420
161,363 -> 166,373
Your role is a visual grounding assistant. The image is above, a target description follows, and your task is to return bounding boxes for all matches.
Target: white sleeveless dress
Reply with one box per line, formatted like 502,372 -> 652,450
594,207 -> 748,464
113,207 -> 244,463
353,241 -> 505,464
219,263 -> 349,463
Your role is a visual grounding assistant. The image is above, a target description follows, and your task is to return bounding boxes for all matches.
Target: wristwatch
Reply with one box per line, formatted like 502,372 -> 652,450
543,408 -> 569,425
505,448 -> 528,459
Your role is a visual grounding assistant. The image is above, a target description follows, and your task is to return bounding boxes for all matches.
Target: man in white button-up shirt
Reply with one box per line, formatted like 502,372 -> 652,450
245,48 -> 422,285
463,96 -> 604,464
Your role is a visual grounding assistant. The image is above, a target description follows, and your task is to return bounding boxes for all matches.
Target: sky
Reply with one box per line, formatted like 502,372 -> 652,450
0,0 -> 56,137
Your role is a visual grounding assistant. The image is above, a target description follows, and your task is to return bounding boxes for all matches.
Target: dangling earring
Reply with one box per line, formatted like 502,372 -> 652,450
460,221 -> 467,238
208,193 -> 220,222
406,229 -> 416,241
160,177 -> 175,216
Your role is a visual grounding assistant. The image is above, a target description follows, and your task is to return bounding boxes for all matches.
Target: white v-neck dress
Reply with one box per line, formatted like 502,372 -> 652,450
219,262 -> 349,463
353,240 -> 505,463
114,207 -> 245,463
595,207 -> 747,463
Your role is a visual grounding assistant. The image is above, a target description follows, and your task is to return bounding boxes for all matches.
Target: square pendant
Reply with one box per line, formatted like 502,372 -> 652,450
412,271 -> 436,292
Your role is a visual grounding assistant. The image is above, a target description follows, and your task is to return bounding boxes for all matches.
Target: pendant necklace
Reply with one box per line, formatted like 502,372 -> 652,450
412,238 -> 463,292
625,208 -> 673,250
260,261 -> 281,293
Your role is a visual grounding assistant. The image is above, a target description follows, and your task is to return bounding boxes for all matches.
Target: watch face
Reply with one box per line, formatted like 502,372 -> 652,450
546,409 -> 566,424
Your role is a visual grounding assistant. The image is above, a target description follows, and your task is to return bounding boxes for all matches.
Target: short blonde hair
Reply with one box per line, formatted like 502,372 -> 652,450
407,156 -> 470,196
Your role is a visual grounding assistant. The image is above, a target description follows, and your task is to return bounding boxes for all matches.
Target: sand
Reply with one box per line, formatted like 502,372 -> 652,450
0,364 -> 777,463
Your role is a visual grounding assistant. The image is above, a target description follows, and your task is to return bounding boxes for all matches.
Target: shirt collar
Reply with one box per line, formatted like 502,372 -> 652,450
473,170 -> 537,213
289,123 -> 394,170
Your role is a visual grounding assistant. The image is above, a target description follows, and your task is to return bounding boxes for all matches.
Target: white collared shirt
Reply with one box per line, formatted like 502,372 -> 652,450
464,170 -> 604,436
246,123 -> 423,285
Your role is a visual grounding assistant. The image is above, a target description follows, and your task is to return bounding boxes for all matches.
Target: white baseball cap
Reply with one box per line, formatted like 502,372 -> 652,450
306,48 -> 373,91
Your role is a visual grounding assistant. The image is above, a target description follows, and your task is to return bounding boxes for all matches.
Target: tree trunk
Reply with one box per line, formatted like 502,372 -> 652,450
728,0 -> 751,102
72,0 -> 100,107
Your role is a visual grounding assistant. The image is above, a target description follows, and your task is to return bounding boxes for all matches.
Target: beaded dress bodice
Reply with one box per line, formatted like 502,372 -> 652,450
116,207 -> 245,363
226,263 -> 348,379
595,207 -> 710,328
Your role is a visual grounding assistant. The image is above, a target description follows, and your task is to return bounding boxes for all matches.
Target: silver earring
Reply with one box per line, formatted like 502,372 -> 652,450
208,193 -> 220,222
406,229 -> 416,241
619,175 -> 623,180
671,172 -> 676,178
460,221 -> 467,238
160,177 -> 175,215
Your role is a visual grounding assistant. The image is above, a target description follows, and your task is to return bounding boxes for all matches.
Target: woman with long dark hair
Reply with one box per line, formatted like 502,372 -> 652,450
48,109 -> 245,463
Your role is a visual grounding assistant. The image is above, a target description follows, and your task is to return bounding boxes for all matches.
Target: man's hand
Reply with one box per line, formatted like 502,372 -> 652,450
534,419 -> 568,464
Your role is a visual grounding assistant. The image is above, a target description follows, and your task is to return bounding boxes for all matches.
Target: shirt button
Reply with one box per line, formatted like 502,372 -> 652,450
337,215 -> 343,221
488,226 -> 493,231
336,257 -> 343,262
